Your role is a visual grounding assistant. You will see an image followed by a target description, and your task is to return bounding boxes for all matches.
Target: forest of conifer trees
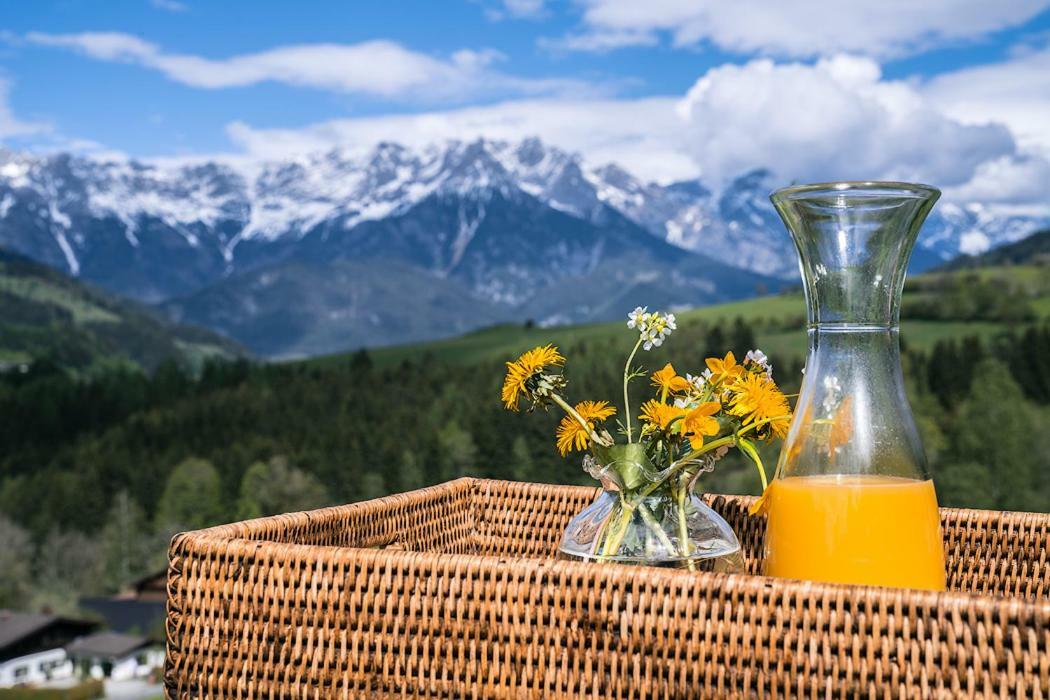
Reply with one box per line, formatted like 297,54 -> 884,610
0,305 -> 1048,614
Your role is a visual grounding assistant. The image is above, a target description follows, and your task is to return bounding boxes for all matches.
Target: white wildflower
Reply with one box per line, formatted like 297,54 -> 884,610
643,334 -> 663,351
630,308 -> 676,351
746,349 -> 768,366
627,306 -> 648,330
686,372 -> 707,391
746,348 -> 773,378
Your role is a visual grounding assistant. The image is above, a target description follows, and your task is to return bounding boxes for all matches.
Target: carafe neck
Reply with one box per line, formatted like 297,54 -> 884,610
770,181 -> 940,481
772,182 -> 939,329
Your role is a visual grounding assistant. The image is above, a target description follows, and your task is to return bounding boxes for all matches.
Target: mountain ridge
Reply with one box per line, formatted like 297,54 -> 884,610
4,138 -> 1047,293
2,138 -> 1048,356
939,228 -> 1050,270
162,188 -> 779,357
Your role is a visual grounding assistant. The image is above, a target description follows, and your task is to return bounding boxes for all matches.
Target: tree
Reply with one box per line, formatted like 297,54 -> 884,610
398,450 -> 426,492
703,324 -> 727,360
438,421 -> 479,480
33,529 -> 102,613
350,349 -> 373,372
236,457 -> 331,519
0,513 -> 33,609
937,359 -> 1050,511
510,435 -> 537,482
97,491 -> 159,592
936,461 -> 997,510
150,358 -> 190,403
359,472 -> 386,500
155,457 -> 224,532
730,317 -> 756,356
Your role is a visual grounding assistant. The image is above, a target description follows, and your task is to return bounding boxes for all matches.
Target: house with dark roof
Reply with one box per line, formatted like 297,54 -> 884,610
0,611 -> 98,687
65,631 -> 163,682
79,569 -> 167,639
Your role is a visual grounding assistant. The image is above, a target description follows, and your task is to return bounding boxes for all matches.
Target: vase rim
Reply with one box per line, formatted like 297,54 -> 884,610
771,180 -> 940,202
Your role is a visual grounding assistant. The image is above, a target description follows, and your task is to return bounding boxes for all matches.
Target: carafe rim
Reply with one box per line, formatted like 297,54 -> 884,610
771,180 -> 940,202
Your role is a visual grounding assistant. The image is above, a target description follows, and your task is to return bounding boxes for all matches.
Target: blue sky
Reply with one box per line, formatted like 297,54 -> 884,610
1,0 -> 1049,205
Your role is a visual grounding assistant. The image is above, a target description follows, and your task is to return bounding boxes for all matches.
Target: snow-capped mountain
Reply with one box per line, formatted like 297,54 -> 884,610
0,138 -> 1046,356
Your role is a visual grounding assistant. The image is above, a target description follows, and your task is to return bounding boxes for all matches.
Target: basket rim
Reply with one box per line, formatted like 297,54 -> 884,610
169,477 -> 1050,610
170,530 -> 1050,613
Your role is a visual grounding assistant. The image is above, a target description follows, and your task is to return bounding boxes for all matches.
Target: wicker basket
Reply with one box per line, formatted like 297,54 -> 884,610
165,478 -> 1049,698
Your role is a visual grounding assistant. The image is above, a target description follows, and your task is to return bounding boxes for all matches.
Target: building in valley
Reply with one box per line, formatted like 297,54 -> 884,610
0,611 -> 98,687
65,631 -> 163,682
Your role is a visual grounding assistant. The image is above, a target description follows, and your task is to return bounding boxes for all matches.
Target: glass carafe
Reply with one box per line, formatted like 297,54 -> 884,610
764,181 -> 946,591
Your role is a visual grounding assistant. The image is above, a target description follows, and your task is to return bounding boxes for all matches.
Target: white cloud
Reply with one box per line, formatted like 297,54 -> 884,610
502,0 -> 545,17
942,154 -> 1050,207
221,52 -> 1050,210
925,44 -> 1050,157
17,25 -> 1047,209
540,29 -> 657,53
0,78 -> 50,140
558,0 -> 1050,58
225,96 -> 695,183
479,0 -> 546,21
24,31 -> 590,102
675,55 -> 1017,187
150,0 -> 187,12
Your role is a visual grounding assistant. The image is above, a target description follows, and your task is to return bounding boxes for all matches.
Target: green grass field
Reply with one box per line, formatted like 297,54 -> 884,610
0,274 -> 121,324
348,265 -> 1047,368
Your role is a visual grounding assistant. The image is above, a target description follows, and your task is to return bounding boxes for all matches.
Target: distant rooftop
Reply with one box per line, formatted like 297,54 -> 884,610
0,610 -> 98,662
0,611 -> 55,651
66,631 -> 152,659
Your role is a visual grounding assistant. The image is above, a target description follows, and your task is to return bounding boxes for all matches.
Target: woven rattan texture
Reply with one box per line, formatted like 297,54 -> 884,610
166,478 -> 1050,698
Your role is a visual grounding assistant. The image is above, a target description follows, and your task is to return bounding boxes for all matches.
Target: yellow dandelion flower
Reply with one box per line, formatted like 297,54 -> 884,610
705,351 -> 745,387
728,373 -> 791,435
682,401 -> 721,450
639,399 -> 686,432
501,344 -> 565,410
555,400 -> 616,456
650,363 -> 691,402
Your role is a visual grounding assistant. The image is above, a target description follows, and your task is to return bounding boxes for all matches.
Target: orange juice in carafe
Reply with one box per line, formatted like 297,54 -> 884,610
763,475 -> 945,590
768,181 -> 948,590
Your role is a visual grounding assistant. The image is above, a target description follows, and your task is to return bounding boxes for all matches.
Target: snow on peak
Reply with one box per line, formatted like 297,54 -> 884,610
0,137 -> 1047,279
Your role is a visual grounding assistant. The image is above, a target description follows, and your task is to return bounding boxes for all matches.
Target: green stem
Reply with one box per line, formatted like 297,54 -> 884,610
622,338 -> 643,443
737,437 -> 768,490
636,435 -> 736,499
590,509 -> 613,556
599,499 -> 634,558
637,501 -> 678,555
675,478 -> 695,571
633,413 -> 792,500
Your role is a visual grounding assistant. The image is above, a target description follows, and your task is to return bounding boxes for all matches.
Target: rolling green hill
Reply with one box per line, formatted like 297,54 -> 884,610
342,264 -> 1050,369
0,261 -> 1047,616
0,249 -> 244,372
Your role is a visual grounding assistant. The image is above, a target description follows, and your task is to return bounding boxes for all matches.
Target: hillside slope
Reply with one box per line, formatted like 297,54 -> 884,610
2,263 -> 1046,543
357,265 -> 1050,368
3,141 -> 1047,359
164,189 -> 781,356
0,249 -> 244,371
940,228 -> 1050,269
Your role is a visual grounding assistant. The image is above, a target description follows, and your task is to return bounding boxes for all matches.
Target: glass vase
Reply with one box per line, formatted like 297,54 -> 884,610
765,181 -> 946,590
558,444 -> 744,571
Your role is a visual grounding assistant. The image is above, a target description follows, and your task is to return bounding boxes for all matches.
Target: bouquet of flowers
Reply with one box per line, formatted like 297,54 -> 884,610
502,307 -> 793,566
